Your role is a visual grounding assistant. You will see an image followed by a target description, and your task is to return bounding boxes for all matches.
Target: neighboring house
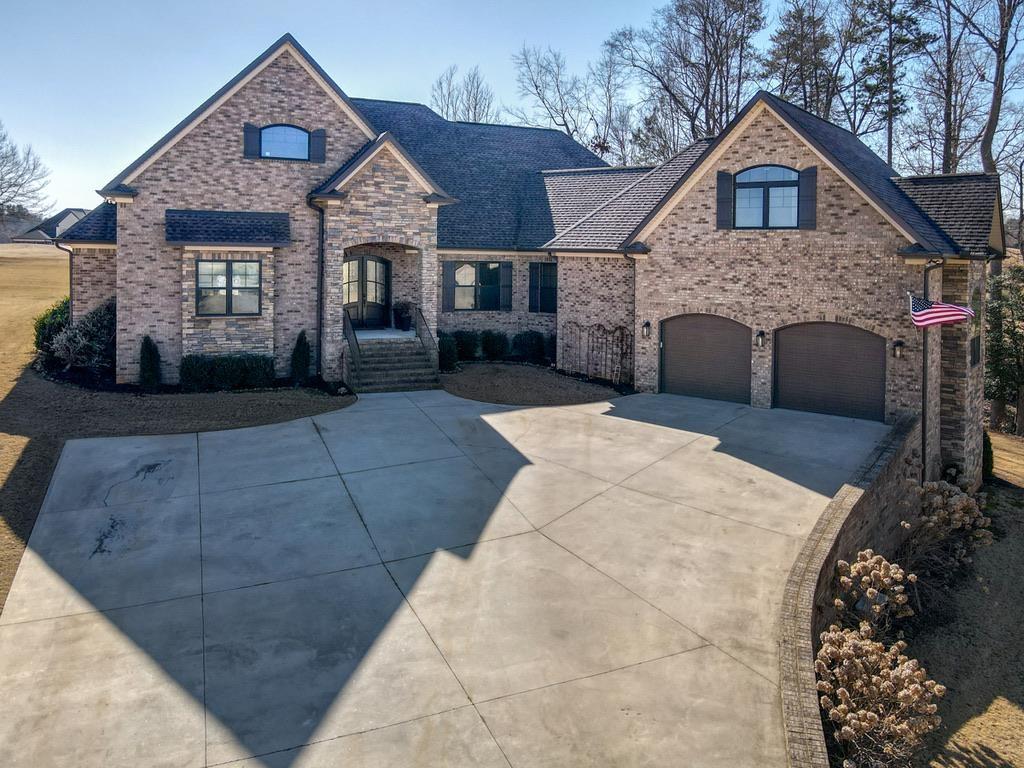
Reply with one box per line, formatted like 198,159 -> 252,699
61,34 -> 1003,486
12,208 -> 88,243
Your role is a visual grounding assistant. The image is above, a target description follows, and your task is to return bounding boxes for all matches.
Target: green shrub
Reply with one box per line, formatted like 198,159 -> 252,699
983,430 -> 994,479
512,330 -> 546,363
452,330 -> 480,360
290,330 -> 311,386
438,334 -> 458,372
50,298 -> 116,375
139,336 -> 161,390
33,297 -> 70,358
179,353 -> 275,392
544,333 -> 557,364
481,330 -> 509,360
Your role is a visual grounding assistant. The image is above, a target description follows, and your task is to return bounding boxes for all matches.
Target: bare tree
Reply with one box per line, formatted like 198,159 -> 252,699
509,46 -> 593,140
950,0 -> 1024,171
607,0 -> 766,145
0,121 -> 49,214
430,65 -> 501,123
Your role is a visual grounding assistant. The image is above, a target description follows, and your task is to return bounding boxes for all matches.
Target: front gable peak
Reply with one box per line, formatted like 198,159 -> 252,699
100,34 -> 376,195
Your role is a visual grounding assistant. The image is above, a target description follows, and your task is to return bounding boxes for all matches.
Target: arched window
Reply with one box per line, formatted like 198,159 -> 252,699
734,165 -> 799,229
260,125 -> 310,160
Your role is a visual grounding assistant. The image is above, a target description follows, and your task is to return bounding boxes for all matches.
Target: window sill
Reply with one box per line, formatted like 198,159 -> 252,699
194,313 -> 263,319
242,156 -> 322,165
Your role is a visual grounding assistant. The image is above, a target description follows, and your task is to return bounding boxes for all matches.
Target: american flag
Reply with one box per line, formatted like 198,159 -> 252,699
909,294 -> 974,328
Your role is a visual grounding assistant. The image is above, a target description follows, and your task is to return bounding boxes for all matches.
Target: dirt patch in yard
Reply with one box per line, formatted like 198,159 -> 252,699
911,436 -> 1024,768
441,362 -> 620,406
0,247 -> 352,613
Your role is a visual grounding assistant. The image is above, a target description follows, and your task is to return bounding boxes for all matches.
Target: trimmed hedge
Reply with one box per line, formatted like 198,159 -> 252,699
481,330 -> 509,360
438,334 -> 458,372
451,330 -> 480,361
291,330 -> 311,386
49,298 -> 116,376
179,353 -> 275,392
544,333 -> 557,364
512,330 -> 546,363
983,430 -> 994,479
139,336 -> 162,390
33,297 -> 70,359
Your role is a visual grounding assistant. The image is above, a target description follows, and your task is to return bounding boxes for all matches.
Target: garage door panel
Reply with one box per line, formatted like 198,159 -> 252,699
773,323 -> 885,421
661,315 -> 751,404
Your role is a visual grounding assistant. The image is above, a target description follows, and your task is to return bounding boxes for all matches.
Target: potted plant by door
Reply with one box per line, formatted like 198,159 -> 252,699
392,301 -> 413,331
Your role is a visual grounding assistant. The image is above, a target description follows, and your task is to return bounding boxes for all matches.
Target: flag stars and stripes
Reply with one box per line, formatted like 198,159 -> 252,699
909,294 -> 974,328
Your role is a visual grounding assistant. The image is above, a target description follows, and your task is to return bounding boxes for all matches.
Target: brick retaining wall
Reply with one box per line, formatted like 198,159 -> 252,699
778,415 -> 921,766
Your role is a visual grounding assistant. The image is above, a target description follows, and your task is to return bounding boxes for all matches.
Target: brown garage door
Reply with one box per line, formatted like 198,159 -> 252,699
774,323 -> 885,421
660,314 -> 751,403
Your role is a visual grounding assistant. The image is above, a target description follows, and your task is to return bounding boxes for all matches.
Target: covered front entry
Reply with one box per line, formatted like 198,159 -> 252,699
773,322 -> 886,421
343,252 -> 391,328
660,314 -> 752,404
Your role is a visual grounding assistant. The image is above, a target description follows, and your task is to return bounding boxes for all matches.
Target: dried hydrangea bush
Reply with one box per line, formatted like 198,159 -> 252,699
817,622 -> 945,767
901,481 -> 993,575
833,550 -> 916,636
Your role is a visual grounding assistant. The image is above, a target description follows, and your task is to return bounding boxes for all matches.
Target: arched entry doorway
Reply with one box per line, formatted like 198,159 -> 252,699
343,251 -> 391,328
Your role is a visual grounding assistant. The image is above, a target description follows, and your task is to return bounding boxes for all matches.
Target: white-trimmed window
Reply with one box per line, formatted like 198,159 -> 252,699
197,260 -> 261,316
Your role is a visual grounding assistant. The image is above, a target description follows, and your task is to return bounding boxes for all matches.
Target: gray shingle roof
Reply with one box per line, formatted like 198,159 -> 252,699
892,173 -> 1002,258
13,208 -> 88,241
59,203 -> 116,243
545,140 -> 712,250
165,209 -> 290,247
349,98 -> 606,250
758,92 -> 960,254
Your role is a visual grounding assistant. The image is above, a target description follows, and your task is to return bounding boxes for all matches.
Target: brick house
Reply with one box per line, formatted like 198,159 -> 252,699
61,34 -> 1003,486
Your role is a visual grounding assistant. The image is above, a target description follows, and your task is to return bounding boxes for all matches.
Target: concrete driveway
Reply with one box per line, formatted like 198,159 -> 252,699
0,390 -> 890,767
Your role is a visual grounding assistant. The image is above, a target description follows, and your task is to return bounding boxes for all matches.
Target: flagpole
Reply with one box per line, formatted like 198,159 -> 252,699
921,259 -> 945,483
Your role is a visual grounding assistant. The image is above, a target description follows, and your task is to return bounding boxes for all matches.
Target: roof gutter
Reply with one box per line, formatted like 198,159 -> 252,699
53,239 -> 74,320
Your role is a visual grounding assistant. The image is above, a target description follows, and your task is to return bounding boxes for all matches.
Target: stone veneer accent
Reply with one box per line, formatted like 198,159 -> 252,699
180,250 -> 276,358
633,108 -> 944,474
115,50 -> 369,383
70,247 -> 116,321
321,149 -> 438,382
438,253 -> 557,336
940,262 -> 987,489
779,415 -> 921,768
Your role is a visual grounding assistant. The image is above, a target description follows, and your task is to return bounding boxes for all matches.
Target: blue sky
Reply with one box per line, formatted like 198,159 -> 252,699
6,0 -> 690,209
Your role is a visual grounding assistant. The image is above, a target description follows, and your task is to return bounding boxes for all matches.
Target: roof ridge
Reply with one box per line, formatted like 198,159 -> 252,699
541,165 -> 653,175
543,140 -> 709,249
896,171 -> 996,181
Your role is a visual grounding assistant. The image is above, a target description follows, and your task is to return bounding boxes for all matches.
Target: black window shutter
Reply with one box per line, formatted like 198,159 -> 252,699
310,129 -> 326,163
499,262 -> 513,311
442,262 -> 455,312
798,166 -> 817,229
528,263 -> 539,313
243,123 -> 260,158
716,171 -> 733,229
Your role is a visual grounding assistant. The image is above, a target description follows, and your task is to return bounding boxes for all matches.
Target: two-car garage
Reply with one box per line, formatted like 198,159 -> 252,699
659,314 -> 886,421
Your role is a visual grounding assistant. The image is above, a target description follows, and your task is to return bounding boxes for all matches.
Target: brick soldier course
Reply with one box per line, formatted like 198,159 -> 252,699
61,33 -> 1001,487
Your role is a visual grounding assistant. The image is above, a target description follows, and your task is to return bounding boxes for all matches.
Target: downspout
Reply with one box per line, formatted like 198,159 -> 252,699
306,197 -> 326,378
921,258 -> 945,483
54,239 -> 74,320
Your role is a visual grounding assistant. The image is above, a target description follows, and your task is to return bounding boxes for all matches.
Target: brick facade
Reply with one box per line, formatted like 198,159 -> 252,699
180,250 -> 276,359
114,50 -> 369,383
70,247 -> 116,321
438,253 -> 557,336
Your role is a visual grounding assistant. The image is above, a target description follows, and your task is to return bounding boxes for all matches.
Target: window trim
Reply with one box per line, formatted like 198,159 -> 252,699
452,260 -> 504,312
733,165 -> 800,230
195,259 -> 262,317
529,262 -> 558,314
259,123 -> 311,162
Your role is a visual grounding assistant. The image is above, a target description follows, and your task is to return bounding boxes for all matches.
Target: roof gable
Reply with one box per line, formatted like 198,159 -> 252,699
892,173 -> 1004,258
632,93 -> 959,255
100,34 -> 375,195
312,132 -> 452,200
59,203 -> 116,244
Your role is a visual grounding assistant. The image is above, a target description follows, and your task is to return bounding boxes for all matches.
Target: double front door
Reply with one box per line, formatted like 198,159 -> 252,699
343,254 -> 390,328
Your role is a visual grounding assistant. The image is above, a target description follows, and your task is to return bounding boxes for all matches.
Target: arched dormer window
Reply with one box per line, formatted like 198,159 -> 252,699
260,124 -> 310,160
734,165 -> 799,229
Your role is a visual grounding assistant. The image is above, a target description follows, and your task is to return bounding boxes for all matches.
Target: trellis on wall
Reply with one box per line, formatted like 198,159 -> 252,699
560,321 -> 634,387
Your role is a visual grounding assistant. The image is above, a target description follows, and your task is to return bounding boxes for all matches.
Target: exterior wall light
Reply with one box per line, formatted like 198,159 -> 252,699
892,340 -> 905,359
755,330 -> 766,348
642,320 -> 652,339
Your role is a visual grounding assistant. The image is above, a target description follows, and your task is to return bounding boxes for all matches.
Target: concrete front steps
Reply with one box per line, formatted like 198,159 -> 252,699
354,338 -> 440,393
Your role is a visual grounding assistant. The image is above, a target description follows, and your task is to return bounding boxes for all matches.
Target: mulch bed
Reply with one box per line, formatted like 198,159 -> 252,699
440,362 -> 621,406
